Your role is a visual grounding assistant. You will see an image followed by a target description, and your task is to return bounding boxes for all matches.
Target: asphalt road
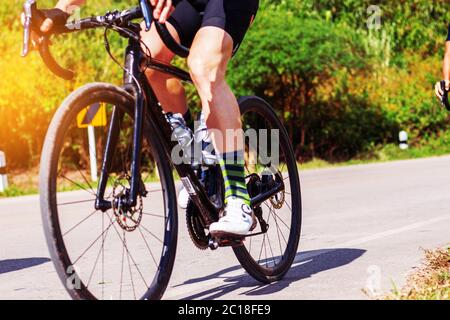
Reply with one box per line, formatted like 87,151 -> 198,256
1,156 -> 449,300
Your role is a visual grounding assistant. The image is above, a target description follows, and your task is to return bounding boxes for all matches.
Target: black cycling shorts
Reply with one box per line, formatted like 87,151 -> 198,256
168,0 -> 259,54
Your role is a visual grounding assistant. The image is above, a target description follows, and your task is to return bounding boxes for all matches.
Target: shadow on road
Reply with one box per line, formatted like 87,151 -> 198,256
0,257 -> 51,275
176,248 -> 365,300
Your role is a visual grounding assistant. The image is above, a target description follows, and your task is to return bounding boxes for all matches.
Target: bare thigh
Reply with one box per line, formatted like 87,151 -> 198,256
141,21 -> 187,114
140,21 -> 180,63
188,26 -> 242,153
188,26 -> 234,103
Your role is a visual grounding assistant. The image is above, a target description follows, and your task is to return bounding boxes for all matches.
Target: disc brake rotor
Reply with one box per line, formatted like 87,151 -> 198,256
112,174 -> 143,232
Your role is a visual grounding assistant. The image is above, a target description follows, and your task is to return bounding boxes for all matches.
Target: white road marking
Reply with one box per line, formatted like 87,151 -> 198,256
164,214 -> 450,299
334,214 -> 450,248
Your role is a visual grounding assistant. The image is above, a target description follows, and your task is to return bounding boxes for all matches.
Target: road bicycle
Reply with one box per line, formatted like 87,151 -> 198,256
21,0 -> 302,300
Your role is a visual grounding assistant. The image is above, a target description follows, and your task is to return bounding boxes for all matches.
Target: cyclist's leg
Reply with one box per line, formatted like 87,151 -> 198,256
140,0 -> 203,116
188,28 -> 252,215
140,21 -> 187,115
188,28 -> 240,154
188,0 -> 258,155
187,1 -> 260,235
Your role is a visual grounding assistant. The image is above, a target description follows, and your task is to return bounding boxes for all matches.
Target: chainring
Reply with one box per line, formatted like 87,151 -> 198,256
186,200 -> 209,250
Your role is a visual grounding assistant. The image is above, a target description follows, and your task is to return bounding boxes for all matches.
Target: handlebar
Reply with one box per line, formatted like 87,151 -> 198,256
21,0 -> 190,80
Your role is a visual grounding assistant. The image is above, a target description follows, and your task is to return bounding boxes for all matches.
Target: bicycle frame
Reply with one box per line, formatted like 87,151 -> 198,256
95,34 -> 220,226
22,3 -> 285,228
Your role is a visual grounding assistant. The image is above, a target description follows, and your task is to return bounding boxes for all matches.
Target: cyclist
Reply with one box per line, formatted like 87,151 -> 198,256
29,0 -> 259,237
435,24 -> 450,100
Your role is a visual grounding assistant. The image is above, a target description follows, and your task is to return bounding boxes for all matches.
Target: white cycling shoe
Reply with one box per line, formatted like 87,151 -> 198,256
178,185 -> 190,209
209,197 -> 255,237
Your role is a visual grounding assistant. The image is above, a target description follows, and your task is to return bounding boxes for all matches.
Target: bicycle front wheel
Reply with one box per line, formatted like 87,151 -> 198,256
40,83 -> 178,300
233,96 -> 302,283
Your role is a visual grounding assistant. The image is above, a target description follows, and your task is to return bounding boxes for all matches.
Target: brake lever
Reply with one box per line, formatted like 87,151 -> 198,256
21,0 -> 35,57
21,0 -> 46,57
139,0 -> 153,31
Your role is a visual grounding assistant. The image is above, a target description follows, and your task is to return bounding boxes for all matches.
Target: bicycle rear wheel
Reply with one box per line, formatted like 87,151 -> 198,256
40,83 -> 177,300
233,96 -> 302,283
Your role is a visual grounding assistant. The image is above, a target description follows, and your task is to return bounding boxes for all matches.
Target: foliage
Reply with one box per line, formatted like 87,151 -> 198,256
0,0 -> 449,170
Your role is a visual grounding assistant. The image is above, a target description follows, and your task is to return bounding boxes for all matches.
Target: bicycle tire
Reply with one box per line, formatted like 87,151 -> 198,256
39,82 -> 178,300
233,96 -> 302,283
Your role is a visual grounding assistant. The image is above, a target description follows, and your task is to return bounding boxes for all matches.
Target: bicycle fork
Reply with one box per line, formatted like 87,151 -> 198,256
95,39 -> 145,212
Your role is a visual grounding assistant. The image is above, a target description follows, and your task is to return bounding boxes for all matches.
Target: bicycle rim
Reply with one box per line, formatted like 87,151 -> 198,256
40,83 -> 177,300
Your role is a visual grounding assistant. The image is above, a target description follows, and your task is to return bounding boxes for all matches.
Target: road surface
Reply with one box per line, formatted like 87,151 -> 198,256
0,156 -> 449,300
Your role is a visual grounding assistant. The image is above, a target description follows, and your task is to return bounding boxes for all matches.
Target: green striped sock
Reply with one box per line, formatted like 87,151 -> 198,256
220,150 -> 251,206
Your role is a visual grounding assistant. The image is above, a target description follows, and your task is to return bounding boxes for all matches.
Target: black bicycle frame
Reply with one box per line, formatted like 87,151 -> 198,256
95,34 -> 220,226
27,4 -> 284,227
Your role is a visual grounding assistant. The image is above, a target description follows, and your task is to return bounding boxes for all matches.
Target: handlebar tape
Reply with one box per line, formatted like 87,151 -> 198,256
38,37 -> 75,80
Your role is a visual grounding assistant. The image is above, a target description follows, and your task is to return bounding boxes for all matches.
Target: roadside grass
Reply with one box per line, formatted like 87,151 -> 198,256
0,168 -> 162,198
0,184 -> 39,197
386,247 -> 450,300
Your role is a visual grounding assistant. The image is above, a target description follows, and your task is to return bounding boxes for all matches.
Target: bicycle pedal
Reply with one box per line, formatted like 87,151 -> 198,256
208,238 -> 219,250
210,234 -> 245,249
219,237 -> 244,248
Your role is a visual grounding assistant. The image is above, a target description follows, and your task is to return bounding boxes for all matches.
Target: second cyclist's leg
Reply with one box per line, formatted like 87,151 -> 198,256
188,27 -> 253,236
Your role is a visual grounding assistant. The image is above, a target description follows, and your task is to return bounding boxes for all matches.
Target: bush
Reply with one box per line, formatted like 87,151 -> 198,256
0,0 -> 449,170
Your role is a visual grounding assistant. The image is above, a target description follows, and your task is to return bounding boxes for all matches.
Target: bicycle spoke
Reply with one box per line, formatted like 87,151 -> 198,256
257,233 -> 266,266
107,212 -> 149,290
62,209 -> 98,237
140,224 -> 164,244
78,168 -> 96,195
125,233 -> 137,300
264,202 -> 288,244
58,199 -> 96,206
60,173 -> 97,196
271,205 -> 287,255
102,212 -> 105,300
137,227 -> 159,269
86,212 -> 113,290
72,215 -> 115,265
285,200 -> 292,212
264,208 -> 277,267
119,230 -> 125,300
263,234 -> 268,268
263,202 -> 290,231
142,212 -> 165,219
